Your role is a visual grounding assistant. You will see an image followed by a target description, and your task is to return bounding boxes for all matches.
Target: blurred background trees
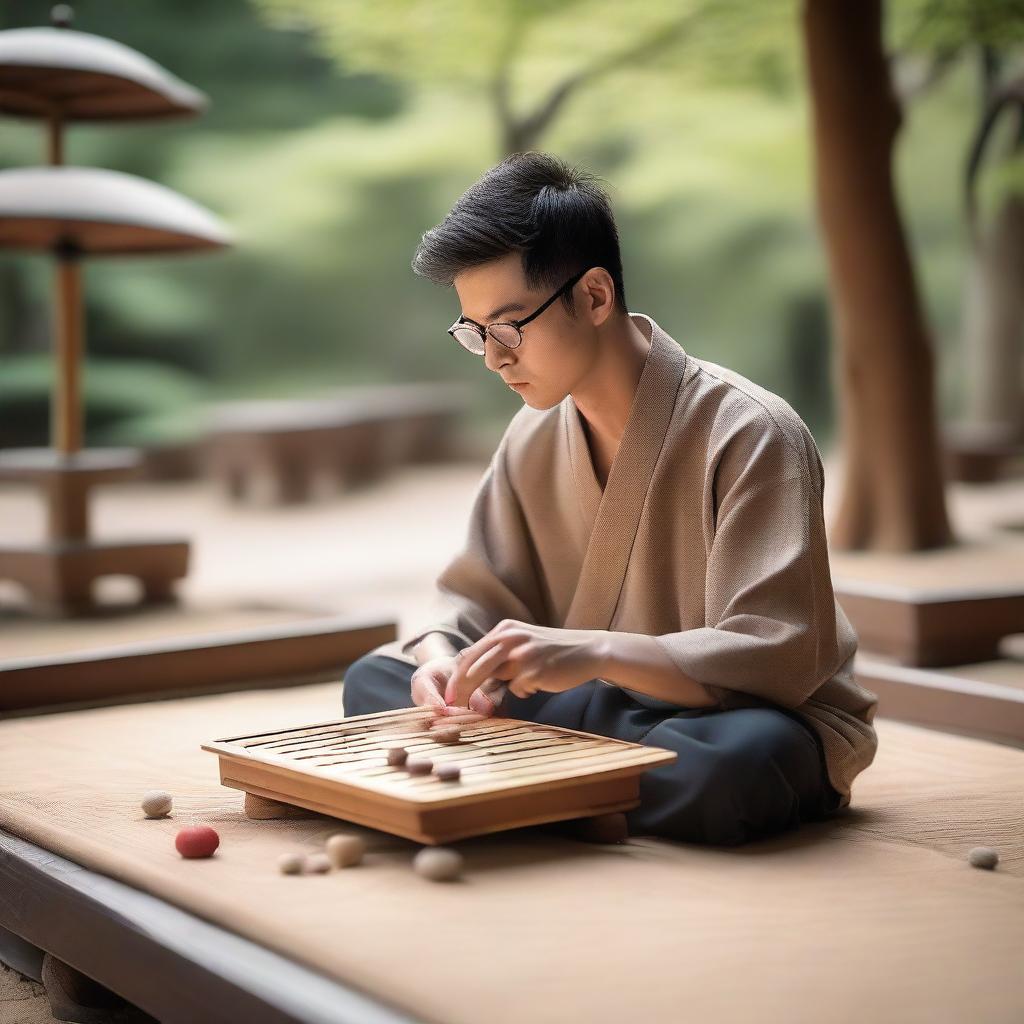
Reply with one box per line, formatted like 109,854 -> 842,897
1,0 -> 1021,527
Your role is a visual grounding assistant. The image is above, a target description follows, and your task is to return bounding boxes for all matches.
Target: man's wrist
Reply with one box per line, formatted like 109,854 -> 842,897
591,630 -> 719,708
410,632 -> 460,666
587,630 -> 614,679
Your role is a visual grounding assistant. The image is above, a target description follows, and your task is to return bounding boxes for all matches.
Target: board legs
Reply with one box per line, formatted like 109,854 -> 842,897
243,791 -> 318,821
559,812 -> 629,844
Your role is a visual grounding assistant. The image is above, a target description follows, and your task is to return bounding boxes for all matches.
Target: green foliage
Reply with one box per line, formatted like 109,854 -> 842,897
890,0 -> 1024,52
0,0 -> 407,134
0,355 -> 205,447
253,0 -> 807,110
1,0 -> 1021,452
93,407 -> 206,447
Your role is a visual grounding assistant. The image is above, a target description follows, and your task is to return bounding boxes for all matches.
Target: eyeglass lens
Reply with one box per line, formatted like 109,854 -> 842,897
451,322 -> 521,354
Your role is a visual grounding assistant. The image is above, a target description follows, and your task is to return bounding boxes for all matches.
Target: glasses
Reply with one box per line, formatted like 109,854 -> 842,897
447,267 -> 590,355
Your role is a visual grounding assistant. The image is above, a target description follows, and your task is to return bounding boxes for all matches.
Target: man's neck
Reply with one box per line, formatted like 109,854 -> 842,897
570,313 -> 652,457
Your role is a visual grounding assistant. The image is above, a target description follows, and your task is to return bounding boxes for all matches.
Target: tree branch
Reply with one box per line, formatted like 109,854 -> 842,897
505,15 -> 694,153
965,71 -> 1024,238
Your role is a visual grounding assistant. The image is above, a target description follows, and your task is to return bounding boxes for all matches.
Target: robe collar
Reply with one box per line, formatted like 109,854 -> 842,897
560,311 -> 696,631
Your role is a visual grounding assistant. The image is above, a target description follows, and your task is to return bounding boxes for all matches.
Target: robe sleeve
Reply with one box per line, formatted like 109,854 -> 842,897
399,429 -> 548,659
654,421 -> 849,710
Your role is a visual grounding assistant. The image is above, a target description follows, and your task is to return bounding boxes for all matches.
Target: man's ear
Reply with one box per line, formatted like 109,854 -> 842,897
582,267 -> 616,327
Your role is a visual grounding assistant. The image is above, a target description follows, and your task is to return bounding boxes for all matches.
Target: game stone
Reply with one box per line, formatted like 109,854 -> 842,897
141,790 -> 172,818
326,833 -> 365,868
968,846 -> 999,869
414,846 -> 463,882
304,852 -> 331,874
277,852 -> 304,875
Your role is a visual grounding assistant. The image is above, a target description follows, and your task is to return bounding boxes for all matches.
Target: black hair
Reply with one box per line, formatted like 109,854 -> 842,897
412,151 -> 627,316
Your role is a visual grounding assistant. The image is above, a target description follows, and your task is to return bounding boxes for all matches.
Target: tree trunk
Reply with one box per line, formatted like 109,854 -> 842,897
961,193 -> 1024,442
802,0 -> 953,551
499,117 -> 540,157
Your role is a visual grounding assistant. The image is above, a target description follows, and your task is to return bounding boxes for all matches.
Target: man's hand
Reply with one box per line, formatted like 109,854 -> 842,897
444,620 -> 604,709
410,654 -> 501,722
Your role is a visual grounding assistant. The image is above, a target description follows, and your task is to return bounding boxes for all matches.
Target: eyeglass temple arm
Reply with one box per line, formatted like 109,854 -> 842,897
452,268 -> 589,332
514,269 -> 588,328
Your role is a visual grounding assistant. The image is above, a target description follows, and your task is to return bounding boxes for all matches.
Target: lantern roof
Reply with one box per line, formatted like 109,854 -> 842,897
0,166 -> 232,254
0,26 -> 206,121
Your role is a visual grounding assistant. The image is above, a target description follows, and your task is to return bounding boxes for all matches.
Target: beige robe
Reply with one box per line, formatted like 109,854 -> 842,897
372,311 -> 879,807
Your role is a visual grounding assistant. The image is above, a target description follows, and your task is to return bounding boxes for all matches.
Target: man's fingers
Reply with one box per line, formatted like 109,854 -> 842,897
451,646 -> 516,706
508,670 -> 541,699
448,633 -> 513,703
461,643 -> 509,684
468,690 -> 497,716
470,678 -> 508,716
411,668 -> 446,709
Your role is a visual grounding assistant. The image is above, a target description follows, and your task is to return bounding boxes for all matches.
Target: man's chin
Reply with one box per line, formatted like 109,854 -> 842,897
520,391 -> 562,411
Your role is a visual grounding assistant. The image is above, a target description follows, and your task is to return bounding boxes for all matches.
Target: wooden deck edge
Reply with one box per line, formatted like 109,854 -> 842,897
855,655 -> 1024,746
0,829 -> 419,1024
835,576 -> 1024,604
0,612 -> 396,713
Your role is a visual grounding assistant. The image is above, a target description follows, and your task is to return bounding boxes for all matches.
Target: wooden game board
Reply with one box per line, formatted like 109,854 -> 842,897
202,706 -> 677,844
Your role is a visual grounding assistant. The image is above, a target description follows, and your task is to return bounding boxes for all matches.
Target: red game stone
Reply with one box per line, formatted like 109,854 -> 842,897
175,824 -> 220,858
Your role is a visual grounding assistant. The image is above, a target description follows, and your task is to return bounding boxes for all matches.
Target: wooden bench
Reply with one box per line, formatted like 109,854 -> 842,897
202,384 -> 472,506
943,423 -> 1024,484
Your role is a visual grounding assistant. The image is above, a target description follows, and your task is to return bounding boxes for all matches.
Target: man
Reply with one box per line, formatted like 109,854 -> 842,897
343,151 -> 879,845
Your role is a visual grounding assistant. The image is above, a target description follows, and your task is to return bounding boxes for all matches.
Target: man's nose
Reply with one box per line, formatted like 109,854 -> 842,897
483,336 -> 512,372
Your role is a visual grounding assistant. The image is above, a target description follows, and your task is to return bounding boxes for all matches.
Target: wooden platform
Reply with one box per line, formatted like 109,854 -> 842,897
2,681 -> 1022,1024
0,537 -> 190,617
832,538 -> 1024,666
0,447 -> 191,617
0,612 -> 396,714
943,424 -> 1024,484
0,830 -> 413,1024
205,706 -> 676,844
836,577 -> 1024,666
854,651 -> 1024,746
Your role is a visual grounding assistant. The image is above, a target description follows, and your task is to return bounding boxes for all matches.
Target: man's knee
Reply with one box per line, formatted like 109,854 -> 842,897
631,711 -> 806,845
340,654 -> 372,715
341,653 -> 408,716
677,742 -> 770,845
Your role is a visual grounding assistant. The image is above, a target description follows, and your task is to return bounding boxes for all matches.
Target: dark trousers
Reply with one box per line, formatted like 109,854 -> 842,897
341,652 -> 843,846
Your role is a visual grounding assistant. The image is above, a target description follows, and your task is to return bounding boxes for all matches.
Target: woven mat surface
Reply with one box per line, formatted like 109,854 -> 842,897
1,680 -> 1022,1024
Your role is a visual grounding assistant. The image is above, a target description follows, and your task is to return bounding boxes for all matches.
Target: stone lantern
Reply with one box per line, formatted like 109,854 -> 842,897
0,5 -> 232,615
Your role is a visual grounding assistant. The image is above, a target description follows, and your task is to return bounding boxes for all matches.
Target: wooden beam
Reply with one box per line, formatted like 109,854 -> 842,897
0,614 -> 396,713
855,654 -> 1024,745
0,829 -> 418,1024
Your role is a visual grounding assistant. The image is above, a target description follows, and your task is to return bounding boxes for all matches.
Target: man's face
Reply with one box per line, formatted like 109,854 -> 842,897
452,252 -> 593,410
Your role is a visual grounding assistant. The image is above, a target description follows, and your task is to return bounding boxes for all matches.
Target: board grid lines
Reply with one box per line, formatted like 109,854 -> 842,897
202,707 -> 677,843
